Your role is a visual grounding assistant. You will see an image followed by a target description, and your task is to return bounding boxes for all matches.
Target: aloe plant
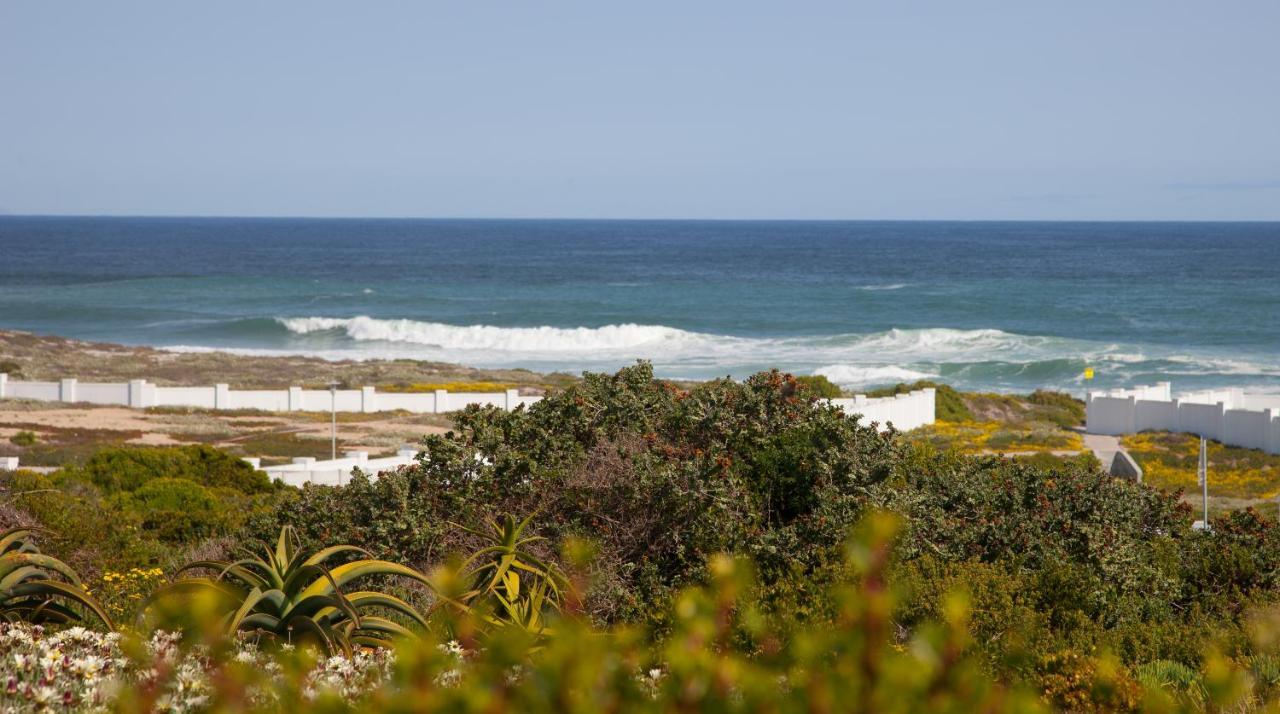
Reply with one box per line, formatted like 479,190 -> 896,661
0,528 -> 112,628
457,514 -> 566,633
153,526 -> 433,654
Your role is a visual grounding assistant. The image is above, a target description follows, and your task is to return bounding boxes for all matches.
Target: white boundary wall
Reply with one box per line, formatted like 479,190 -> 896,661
253,448 -> 421,488
831,387 -> 935,433
1086,382 -> 1280,454
0,373 -> 539,414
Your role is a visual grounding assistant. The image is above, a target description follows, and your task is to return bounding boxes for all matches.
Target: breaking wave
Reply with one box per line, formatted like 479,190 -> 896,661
141,316 -> 1280,393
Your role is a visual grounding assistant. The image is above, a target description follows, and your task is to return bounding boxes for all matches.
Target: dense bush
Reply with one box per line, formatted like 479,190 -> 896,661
251,362 -> 1280,694
253,363 -> 900,625
8,431 -> 36,447
59,444 -> 273,495
794,373 -> 843,398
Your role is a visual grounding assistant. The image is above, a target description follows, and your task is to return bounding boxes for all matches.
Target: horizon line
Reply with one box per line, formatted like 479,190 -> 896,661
4,213 -> 1280,225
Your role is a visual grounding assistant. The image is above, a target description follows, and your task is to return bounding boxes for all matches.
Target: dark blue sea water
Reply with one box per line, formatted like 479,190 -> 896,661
1,216 -> 1277,394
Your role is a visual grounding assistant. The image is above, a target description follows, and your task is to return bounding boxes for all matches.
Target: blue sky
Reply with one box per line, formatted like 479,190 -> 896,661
2,1 -> 1278,220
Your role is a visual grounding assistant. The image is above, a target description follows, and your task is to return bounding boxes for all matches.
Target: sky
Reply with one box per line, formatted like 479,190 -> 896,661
2,1 -> 1279,221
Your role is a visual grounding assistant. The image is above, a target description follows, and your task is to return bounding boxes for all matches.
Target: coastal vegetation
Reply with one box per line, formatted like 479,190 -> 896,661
1,363 -> 1280,709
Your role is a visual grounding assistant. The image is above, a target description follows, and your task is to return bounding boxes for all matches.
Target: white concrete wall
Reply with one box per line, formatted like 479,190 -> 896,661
0,373 -> 541,415
1086,396 -> 1135,435
830,387 -> 935,432
259,448 -> 419,488
7,381 -> 60,401
1087,383 -> 1280,454
76,382 -> 131,405
1134,398 -> 1180,433
152,386 -> 217,409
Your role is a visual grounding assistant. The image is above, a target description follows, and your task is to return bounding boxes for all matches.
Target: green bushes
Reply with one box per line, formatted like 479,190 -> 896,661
794,374 -> 843,398
251,361 -> 1280,685
253,364 -> 901,626
60,444 -> 273,494
8,430 -> 36,447
112,477 -> 227,543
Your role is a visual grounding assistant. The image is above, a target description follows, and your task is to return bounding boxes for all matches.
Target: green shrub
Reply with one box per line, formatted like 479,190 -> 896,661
113,478 -> 228,543
794,374 -> 843,398
0,360 -> 21,378
8,431 -> 37,447
59,444 -> 273,494
1027,389 -> 1086,428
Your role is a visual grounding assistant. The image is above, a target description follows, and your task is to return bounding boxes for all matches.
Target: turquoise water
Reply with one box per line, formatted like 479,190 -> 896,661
1,216 -> 1277,394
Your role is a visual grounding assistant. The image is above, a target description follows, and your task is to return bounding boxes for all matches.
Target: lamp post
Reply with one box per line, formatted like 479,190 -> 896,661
327,381 -> 339,461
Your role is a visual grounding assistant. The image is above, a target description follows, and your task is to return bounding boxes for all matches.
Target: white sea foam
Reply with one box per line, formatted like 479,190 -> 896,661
813,365 -> 938,387
277,316 -> 705,353
237,316 -> 1279,390
857,283 -> 908,291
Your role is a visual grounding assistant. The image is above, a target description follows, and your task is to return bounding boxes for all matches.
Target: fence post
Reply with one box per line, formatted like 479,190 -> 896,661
0,373 -> 6,399
128,380 -> 147,408
361,386 -> 376,413
214,384 -> 231,410
59,378 -> 77,403
1216,402 -> 1227,443
505,389 -> 518,411
288,387 -> 303,411
434,389 -> 448,414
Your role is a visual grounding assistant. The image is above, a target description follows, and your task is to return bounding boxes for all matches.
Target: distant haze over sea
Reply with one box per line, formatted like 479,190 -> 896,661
1,216 -> 1277,395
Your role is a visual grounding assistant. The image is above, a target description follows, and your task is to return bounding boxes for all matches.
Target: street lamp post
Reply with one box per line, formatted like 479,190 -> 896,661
327,381 -> 339,461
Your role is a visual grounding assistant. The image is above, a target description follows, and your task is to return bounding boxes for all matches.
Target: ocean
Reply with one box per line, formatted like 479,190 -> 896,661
1,216 -> 1277,395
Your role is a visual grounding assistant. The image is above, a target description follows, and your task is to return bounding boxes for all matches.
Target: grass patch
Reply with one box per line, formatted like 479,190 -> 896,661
1122,432 -> 1280,499
906,420 -> 1083,454
2,422 -> 144,467
222,431 -> 346,461
9,430 -> 37,447
1011,451 -> 1102,471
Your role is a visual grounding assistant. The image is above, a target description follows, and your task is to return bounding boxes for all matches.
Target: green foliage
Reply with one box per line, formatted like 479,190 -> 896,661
1027,389 -> 1087,428
867,379 -> 973,421
149,525 -> 434,655
0,360 -> 21,378
8,431 -> 36,447
0,528 -> 112,628
59,444 -> 273,495
794,373 -> 843,398
253,363 -> 901,626
457,514 -> 566,633
111,478 -> 227,543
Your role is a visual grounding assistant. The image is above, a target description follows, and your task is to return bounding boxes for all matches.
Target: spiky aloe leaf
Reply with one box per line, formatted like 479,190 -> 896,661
355,615 -> 416,639
296,560 -> 433,601
9,579 -> 113,629
0,553 -> 87,587
176,560 -> 272,590
0,529 -> 40,555
300,544 -> 373,569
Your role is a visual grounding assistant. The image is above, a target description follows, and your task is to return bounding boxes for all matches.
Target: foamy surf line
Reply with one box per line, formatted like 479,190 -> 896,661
155,317 -> 1280,392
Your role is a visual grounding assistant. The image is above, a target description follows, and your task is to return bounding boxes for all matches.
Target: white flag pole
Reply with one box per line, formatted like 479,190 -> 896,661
1199,436 -> 1208,526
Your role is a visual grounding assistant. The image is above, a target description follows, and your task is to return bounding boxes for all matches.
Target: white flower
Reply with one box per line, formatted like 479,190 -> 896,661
32,684 -> 58,704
